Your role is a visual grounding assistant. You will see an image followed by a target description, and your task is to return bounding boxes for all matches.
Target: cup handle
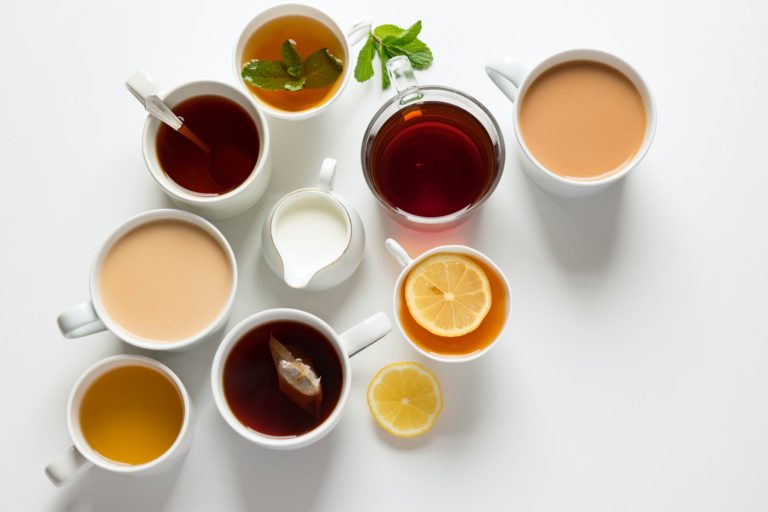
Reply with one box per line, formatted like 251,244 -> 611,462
340,312 -> 392,357
385,239 -> 413,268
45,446 -> 92,487
346,18 -> 372,46
57,301 -> 107,339
485,56 -> 528,102
386,56 -> 423,105
317,157 -> 337,192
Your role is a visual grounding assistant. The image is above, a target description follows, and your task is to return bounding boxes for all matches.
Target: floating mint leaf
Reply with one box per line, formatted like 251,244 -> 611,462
355,36 -> 375,82
303,48 -> 343,88
241,60 -> 294,90
281,39 -> 303,78
241,40 -> 344,92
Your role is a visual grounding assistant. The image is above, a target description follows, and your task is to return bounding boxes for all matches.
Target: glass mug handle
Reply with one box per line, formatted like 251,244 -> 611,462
386,56 -> 424,106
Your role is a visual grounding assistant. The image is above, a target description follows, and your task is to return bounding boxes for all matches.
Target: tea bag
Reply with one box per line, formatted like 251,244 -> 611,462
269,334 -> 323,417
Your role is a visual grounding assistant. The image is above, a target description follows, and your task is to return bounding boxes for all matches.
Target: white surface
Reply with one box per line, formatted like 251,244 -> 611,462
1,0 -> 767,510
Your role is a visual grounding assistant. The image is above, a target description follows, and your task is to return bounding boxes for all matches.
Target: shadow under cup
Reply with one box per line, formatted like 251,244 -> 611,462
362,86 -> 505,228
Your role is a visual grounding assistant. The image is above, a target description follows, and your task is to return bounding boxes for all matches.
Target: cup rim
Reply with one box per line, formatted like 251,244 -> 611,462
88,208 -> 238,351
141,80 -> 271,204
361,85 -> 506,226
232,3 -> 353,120
391,244 -> 511,363
211,308 -> 351,449
67,354 -> 191,473
512,48 -> 657,188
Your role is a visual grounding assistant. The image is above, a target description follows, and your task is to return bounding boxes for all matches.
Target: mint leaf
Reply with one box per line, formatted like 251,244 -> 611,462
378,43 -> 391,89
382,20 -> 421,47
373,24 -> 405,40
281,39 -> 303,78
303,48 -> 343,88
386,40 -> 433,70
355,36 -> 375,82
242,60 -> 294,90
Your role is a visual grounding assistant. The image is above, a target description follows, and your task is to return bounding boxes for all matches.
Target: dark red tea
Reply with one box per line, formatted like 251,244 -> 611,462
366,101 -> 496,218
223,320 -> 343,437
155,95 -> 260,195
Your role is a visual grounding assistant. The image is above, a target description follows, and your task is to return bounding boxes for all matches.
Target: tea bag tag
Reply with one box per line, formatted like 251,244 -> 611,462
269,334 -> 323,416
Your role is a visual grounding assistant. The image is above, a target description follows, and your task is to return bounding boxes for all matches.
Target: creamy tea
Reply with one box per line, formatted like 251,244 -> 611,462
519,60 -> 646,180
99,219 -> 232,342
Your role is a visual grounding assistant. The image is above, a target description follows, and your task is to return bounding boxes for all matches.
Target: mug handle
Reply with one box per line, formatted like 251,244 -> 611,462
346,18 -> 372,46
387,56 -> 423,105
317,157 -> 337,192
340,313 -> 392,356
45,445 -> 92,487
485,56 -> 528,102
57,301 -> 107,339
385,239 -> 413,268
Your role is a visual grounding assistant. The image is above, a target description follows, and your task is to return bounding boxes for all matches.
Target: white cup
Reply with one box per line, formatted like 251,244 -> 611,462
56,209 -> 238,351
233,4 -> 371,120
45,355 -> 193,486
128,71 -> 272,220
385,239 -> 511,363
485,49 -> 656,196
211,308 -> 392,449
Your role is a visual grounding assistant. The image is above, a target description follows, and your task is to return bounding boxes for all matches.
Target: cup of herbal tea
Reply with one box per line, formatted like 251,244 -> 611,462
361,56 -> 505,229
234,4 -> 371,120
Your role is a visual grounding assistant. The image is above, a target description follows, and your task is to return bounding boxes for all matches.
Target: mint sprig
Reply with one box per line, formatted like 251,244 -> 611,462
354,20 -> 433,89
242,40 -> 343,92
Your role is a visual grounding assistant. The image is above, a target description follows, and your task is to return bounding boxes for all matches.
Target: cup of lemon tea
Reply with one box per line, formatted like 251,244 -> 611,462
385,239 -> 510,363
45,355 -> 192,486
234,4 -> 371,120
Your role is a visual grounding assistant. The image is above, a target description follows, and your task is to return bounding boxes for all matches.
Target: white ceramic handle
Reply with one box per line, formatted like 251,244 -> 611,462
45,446 -> 92,487
385,239 -> 413,268
57,301 -> 107,339
346,18 -> 372,46
340,312 -> 392,356
485,56 -> 528,102
317,158 -> 337,192
125,70 -> 182,131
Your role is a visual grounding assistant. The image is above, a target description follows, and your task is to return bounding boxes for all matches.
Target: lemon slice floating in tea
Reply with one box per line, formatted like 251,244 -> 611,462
367,362 -> 442,438
404,253 -> 492,337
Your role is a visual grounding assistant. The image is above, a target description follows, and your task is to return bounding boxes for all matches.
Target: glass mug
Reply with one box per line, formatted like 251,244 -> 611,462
361,56 -> 505,229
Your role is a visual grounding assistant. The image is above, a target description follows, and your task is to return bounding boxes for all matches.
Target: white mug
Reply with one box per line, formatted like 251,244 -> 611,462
486,49 -> 656,196
385,239 -> 511,363
233,4 -> 371,120
45,355 -> 193,486
211,308 -> 392,449
128,71 -> 272,219
57,209 -> 238,351
261,157 -> 365,290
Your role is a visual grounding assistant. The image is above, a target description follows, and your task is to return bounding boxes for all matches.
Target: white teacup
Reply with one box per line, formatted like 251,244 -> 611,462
57,209 -> 238,351
233,4 -> 371,120
486,49 -> 656,196
45,355 -> 193,486
127,71 -> 272,219
261,157 -> 365,290
211,308 -> 391,450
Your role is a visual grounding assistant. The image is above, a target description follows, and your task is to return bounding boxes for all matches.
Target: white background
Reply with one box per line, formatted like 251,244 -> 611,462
1,0 -> 767,510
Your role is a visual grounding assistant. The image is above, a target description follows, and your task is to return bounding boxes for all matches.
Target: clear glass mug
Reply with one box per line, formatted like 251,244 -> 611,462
361,56 -> 505,229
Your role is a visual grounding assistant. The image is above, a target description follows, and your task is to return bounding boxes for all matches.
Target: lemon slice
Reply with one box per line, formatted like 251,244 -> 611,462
367,362 -> 443,438
404,253 -> 492,337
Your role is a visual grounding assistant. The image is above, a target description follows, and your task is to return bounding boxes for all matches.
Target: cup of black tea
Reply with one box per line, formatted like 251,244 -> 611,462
130,72 -> 272,220
361,56 -> 505,229
211,308 -> 391,449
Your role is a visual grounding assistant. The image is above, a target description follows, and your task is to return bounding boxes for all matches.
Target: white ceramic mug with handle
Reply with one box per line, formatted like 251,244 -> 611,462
485,49 -> 656,196
233,3 -> 371,120
211,308 -> 391,449
45,355 -> 193,487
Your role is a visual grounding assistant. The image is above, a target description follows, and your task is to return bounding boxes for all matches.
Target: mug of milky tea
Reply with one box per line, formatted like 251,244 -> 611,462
57,209 -> 237,351
234,4 -> 371,120
486,49 -> 656,196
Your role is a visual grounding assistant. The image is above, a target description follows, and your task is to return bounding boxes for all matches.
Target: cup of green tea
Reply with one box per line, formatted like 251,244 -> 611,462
45,355 -> 192,486
234,4 -> 371,120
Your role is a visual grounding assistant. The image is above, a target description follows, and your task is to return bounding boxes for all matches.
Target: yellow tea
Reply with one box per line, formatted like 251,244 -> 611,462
241,15 -> 345,112
80,365 -> 184,465
399,255 -> 508,357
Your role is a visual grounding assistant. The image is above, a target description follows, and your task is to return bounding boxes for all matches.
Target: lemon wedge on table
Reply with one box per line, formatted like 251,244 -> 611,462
404,253 -> 492,337
367,362 -> 443,438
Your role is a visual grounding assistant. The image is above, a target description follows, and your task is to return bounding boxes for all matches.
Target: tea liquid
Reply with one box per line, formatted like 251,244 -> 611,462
367,101 -> 496,218
80,365 -> 184,465
241,15 -> 345,112
155,95 -> 260,194
223,320 -> 343,437
399,255 -> 507,356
